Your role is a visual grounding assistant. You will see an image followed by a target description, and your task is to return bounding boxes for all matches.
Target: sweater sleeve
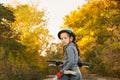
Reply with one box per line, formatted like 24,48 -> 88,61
61,46 -> 75,73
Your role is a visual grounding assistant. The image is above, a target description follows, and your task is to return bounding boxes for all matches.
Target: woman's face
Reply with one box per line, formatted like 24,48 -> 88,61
60,32 -> 72,46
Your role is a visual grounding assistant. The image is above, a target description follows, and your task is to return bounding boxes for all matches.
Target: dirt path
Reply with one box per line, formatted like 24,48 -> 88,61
43,74 -> 120,80
42,75 -> 56,80
82,74 -> 120,80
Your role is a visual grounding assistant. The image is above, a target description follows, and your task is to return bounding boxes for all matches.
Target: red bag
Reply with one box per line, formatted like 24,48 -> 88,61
57,72 -> 62,78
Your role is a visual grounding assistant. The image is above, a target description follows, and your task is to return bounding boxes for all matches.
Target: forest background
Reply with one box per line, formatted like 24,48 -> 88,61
0,0 -> 120,80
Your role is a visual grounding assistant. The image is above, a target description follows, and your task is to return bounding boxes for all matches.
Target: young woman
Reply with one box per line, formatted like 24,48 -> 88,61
56,28 -> 82,80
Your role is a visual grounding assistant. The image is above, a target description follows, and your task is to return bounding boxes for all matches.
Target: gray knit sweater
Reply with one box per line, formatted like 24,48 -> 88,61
61,42 -> 79,73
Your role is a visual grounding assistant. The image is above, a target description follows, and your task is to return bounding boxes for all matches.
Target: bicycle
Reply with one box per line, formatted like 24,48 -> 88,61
46,59 -> 91,80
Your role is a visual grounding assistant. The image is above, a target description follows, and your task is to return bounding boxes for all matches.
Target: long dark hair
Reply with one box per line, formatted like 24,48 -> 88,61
73,41 -> 80,56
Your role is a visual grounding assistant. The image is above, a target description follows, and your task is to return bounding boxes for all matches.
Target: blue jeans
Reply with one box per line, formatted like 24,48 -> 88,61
56,67 -> 82,80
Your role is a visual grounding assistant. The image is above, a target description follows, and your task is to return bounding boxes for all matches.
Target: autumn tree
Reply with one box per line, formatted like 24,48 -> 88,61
10,4 -> 52,79
0,4 -> 27,80
63,0 -> 120,77
46,43 -> 63,60
0,3 -> 52,80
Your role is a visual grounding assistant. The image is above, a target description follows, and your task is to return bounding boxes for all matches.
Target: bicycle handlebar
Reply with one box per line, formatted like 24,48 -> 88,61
47,59 -> 91,67
46,60 -> 63,66
78,62 -> 91,67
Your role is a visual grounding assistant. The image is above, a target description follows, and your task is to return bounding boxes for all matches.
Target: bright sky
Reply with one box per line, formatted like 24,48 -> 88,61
0,0 -> 87,42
